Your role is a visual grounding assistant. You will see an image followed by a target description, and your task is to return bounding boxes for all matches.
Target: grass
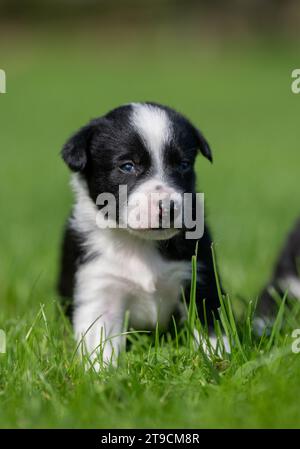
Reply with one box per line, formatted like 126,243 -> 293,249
1,28 -> 300,428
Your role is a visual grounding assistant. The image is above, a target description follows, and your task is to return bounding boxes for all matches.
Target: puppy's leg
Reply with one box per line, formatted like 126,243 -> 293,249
73,287 -> 127,369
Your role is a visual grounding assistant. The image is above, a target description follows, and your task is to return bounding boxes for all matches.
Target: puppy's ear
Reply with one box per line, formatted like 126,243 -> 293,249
194,127 -> 213,163
61,123 -> 95,172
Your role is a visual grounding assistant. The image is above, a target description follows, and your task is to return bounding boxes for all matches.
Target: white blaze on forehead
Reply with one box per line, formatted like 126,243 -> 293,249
130,103 -> 172,178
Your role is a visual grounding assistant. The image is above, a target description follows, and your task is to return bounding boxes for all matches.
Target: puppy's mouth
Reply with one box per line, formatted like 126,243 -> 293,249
125,196 -> 183,236
127,226 -> 180,241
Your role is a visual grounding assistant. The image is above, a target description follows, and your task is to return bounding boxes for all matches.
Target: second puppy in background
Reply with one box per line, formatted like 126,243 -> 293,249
257,217 -> 300,327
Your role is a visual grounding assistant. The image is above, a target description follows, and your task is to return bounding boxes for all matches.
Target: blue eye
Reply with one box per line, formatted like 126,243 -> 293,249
119,162 -> 136,174
179,160 -> 191,171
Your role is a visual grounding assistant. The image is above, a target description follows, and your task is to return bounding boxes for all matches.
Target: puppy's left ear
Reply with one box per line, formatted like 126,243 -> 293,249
61,122 -> 95,172
193,127 -> 213,163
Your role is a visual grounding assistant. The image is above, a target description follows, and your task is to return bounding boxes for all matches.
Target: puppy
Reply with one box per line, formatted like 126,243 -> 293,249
256,217 -> 300,330
57,102 -> 223,367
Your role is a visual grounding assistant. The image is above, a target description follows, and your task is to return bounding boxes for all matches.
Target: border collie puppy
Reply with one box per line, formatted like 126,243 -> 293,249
256,217 -> 300,327
57,102 -> 223,367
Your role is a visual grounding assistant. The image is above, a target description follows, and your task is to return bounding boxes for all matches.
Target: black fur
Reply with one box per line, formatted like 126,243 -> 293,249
157,224 -> 221,326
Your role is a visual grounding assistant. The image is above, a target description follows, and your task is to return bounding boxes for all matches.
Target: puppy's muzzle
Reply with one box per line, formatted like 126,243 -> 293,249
158,198 -> 181,228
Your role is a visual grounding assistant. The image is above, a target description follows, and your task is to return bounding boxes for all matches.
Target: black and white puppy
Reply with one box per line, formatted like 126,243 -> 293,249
57,102 -> 223,367
257,217 -> 300,327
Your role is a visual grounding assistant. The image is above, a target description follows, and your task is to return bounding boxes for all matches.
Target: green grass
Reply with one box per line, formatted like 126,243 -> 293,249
1,29 -> 300,428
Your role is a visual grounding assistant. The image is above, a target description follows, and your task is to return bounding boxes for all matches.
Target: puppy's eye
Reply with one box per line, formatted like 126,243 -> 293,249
178,160 -> 191,172
119,162 -> 136,174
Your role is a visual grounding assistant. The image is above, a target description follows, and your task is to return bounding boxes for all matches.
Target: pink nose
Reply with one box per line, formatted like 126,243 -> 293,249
158,199 -> 177,225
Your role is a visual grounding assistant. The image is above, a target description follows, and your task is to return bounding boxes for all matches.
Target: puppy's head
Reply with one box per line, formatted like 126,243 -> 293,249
62,102 -> 212,240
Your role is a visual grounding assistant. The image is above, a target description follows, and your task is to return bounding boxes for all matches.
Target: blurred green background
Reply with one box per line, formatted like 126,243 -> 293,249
0,0 -> 299,318
1,0 -> 300,429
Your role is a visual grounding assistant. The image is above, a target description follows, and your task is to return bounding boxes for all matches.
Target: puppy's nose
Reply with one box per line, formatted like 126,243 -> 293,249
158,200 -> 164,220
169,199 -> 175,216
158,199 -> 175,214
158,199 -> 180,227
169,200 -> 181,225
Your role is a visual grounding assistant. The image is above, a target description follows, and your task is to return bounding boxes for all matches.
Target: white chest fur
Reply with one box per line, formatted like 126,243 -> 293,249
75,230 -> 191,330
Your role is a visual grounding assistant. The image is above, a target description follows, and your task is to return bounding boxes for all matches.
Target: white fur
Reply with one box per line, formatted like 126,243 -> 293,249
193,330 -> 230,356
128,103 -> 182,239
279,276 -> 300,300
130,103 -> 172,181
71,175 -> 191,367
